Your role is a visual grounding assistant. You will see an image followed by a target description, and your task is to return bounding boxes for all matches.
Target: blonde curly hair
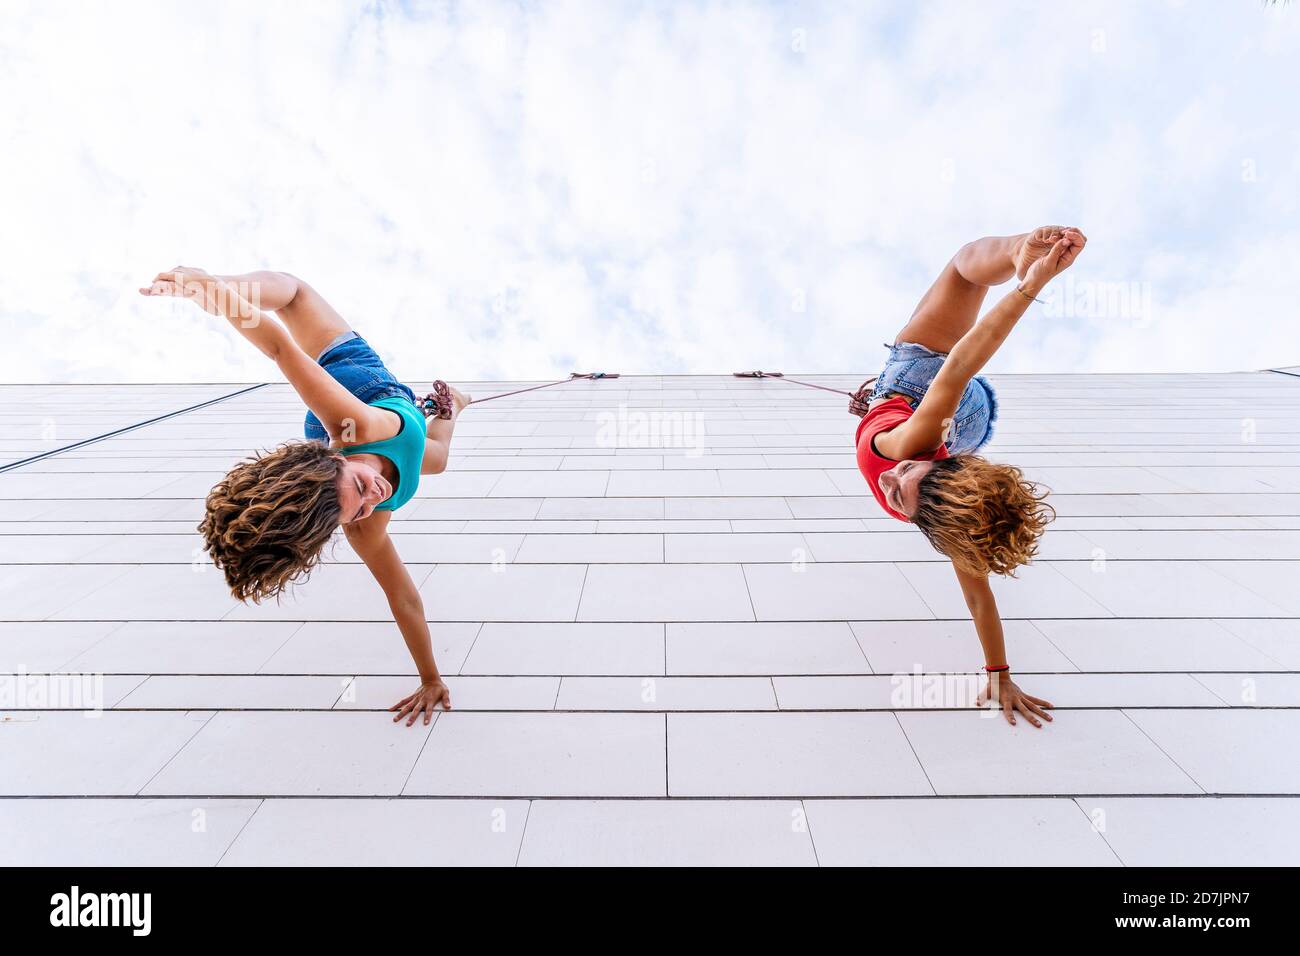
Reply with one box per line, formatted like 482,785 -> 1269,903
912,455 -> 1054,577
198,441 -> 344,602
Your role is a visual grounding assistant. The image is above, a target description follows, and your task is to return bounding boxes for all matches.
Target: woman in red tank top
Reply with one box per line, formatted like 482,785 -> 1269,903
854,226 -> 1088,729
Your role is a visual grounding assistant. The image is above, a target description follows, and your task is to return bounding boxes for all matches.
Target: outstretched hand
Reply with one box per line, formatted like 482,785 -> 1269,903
390,678 -> 452,727
979,672 -> 1054,728
1022,227 -> 1086,292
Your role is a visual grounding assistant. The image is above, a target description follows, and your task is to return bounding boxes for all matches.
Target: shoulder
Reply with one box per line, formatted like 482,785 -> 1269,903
343,508 -> 392,544
859,397 -> 913,455
351,404 -> 405,444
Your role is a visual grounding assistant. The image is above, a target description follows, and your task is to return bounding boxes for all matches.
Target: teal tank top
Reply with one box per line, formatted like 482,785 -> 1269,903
340,396 -> 426,512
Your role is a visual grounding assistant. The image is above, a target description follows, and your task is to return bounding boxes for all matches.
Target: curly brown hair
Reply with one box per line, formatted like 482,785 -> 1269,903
198,441 -> 345,602
912,455 -> 1055,577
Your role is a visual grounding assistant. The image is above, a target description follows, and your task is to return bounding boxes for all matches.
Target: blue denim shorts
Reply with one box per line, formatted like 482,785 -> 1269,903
304,331 -> 418,442
869,342 -> 998,454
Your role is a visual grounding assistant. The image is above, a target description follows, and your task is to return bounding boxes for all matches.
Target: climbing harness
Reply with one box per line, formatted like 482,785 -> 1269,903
420,373 -> 620,419
733,371 -> 877,417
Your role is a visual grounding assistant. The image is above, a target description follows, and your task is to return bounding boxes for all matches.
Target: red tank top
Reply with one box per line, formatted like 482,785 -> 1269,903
855,396 -> 950,522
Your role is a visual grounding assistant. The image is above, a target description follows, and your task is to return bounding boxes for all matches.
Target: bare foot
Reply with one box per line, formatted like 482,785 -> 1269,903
447,385 -> 471,416
138,266 -> 225,315
1013,226 -> 1065,280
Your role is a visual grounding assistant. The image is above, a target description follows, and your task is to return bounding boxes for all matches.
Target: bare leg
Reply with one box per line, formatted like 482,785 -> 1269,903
217,271 -> 351,360
892,235 -> 1025,353
421,387 -> 470,475
892,227 -> 1069,353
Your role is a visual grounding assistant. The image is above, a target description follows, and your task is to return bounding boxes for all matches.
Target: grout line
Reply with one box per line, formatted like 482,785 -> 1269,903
397,712 -> 440,795
214,798 -> 266,868
1187,672 -> 1233,706
2,792 -> 1293,801
891,712 -> 938,797
737,564 -> 760,622
1068,797 -> 1126,867
328,676 -> 356,710
135,710 -> 219,794
512,800 -> 534,867
1118,709 -> 1205,794
8,704 -> 1300,714
802,799 -> 822,867
663,712 -> 670,797
572,565 -> 590,622
845,622 -> 874,673
455,622 -> 487,676
255,621 -> 308,674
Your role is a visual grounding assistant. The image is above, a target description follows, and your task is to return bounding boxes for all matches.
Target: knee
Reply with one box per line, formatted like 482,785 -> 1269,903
275,271 -> 303,305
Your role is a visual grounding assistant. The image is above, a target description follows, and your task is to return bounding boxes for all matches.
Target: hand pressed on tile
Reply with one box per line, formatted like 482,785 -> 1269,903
391,678 -> 452,726
979,672 -> 1054,728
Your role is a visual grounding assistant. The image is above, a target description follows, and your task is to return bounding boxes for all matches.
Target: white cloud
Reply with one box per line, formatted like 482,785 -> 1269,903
1,0 -> 1297,384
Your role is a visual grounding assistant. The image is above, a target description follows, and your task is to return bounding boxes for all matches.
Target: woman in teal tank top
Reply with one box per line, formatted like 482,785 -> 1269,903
140,266 -> 467,724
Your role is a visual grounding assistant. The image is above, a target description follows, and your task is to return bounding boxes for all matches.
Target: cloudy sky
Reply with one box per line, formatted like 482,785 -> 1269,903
1,0 -> 1297,384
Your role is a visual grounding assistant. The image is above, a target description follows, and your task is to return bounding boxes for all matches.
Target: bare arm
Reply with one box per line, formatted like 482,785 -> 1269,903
954,565 -> 1053,728
345,512 -> 451,725
140,267 -> 383,439
879,232 -> 1086,460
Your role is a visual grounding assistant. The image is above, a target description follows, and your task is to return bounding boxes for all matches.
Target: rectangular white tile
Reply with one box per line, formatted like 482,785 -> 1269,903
667,622 -> 866,675
668,713 -> 931,796
0,798 -> 260,865
0,622 -> 122,671
578,565 -> 754,621
1124,709 -> 1300,793
606,471 -> 722,497
1052,561 -> 1290,617
50,564 -> 242,621
117,675 -> 347,709
716,470 -> 841,496
225,563 -> 434,622
0,711 -> 211,795
851,620 -> 1075,673
0,563 -> 133,620
462,623 -> 663,675
518,800 -> 816,866
68,621 -> 301,674
514,533 -> 663,563
1032,619 -> 1282,671
664,532 -> 810,563
897,562 -> 1111,619
405,713 -> 665,796
1212,619 -> 1300,667
806,798 -> 1116,866
897,711 -> 1198,795
219,798 -> 528,866
142,711 -> 433,796
1077,797 -> 1300,865
258,622 -> 479,676
1200,561 -> 1300,613
419,564 -> 587,621
743,563 -> 935,621
1192,672 -> 1300,706
489,472 -> 608,497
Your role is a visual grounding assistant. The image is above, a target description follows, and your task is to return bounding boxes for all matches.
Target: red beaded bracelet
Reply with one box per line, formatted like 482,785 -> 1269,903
984,664 -> 1010,673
